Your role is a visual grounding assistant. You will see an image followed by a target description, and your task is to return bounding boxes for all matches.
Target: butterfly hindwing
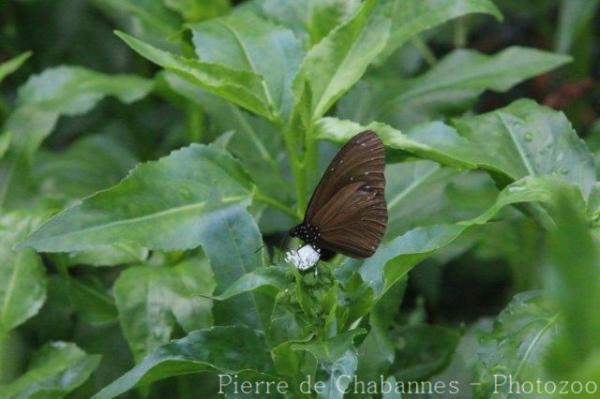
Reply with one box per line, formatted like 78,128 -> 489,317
314,183 -> 387,257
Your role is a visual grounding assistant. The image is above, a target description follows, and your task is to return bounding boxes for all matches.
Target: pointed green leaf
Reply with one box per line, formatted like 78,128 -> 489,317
0,66 -> 152,209
454,99 -> 596,196
0,212 -> 47,337
294,0 -> 391,119
340,47 -> 571,130
474,292 -> 558,397
353,176 -> 581,299
190,11 -> 303,119
198,206 -> 271,333
56,243 -> 148,268
317,117 -> 483,169
319,100 -> 596,196
68,276 -> 118,325
92,326 -> 274,399
163,73 -> 291,204
391,324 -> 460,381
379,0 -> 501,61
356,281 -> 406,381
117,31 -> 275,120
555,0 -> 600,53
385,161 -> 497,237
0,341 -> 101,399
33,135 -> 139,202
114,256 -> 215,361
7,66 -> 152,156
95,0 -> 180,47
261,0 -> 361,46
292,330 -> 365,399
164,0 -> 230,22
0,133 -> 11,160
544,187 -> 600,380
19,144 -> 254,252
212,266 -> 288,301
0,52 -> 31,84
292,329 -> 366,365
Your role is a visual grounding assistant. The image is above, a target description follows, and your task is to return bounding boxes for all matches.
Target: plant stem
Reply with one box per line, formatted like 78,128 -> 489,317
295,124 -> 318,217
186,103 -> 203,142
454,16 -> 468,48
412,36 -> 437,67
282,123 -> 306,219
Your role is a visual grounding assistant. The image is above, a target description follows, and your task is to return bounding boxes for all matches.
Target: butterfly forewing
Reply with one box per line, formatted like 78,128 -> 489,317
305,130 -> 388,258
305,131 -> 385,216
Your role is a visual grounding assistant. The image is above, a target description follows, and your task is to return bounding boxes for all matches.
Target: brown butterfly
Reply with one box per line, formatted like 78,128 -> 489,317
287,130 -> 388,270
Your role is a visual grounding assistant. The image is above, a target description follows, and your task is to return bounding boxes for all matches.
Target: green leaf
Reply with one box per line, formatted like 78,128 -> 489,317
19,143 -> 254,252
379,0 -> 501,62
189,10 -> 303,119
114,256 -> 215,361
453,99 -> 596,196
0,133 -> 11,160
198,206 -> 271,333
391,324 -> 460,381
261,0 -> 361,46
292,329 -> 365,364
0,66 -> 152,209
317,117 -> 481,169
356,280 -> 406,381
0,52 -> 31,84
163,73 -> 292,205
0,212 -> 47,337
68,276 -> 118,325
474,292 -> 558,397
25,276 -> 74,344
212,266 -> 288,301
544,187 -> 600,380
164,0 -> 230,22
381,376 -> 402,399
319,100 -> 596,196
340,47 -> 571,130
7,66 -> 152,156
0,341 -> 101,399
94,0 -> 181,46
56,243 -> 149,268
385,161 -> 497,237
292,330 -> 365,399
555,0 -> 600,54
351,176 -> 582,299
422,321 -> 489,399
33,135 -> 139,202
92,326 -> 274,399
116,31 -> 275,120
293,0 -> 391,119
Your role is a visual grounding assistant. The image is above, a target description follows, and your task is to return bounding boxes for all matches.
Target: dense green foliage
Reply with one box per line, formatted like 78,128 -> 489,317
1,0 -> 599,398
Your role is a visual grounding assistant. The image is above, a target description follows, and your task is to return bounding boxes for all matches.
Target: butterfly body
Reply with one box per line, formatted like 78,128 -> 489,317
288,130 -> 388,269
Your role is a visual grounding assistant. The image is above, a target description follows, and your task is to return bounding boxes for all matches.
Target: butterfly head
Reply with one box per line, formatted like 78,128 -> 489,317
289,223 -> 320,245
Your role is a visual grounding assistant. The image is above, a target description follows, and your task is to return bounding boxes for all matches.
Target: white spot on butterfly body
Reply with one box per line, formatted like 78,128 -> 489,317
285,245 -> 320,271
